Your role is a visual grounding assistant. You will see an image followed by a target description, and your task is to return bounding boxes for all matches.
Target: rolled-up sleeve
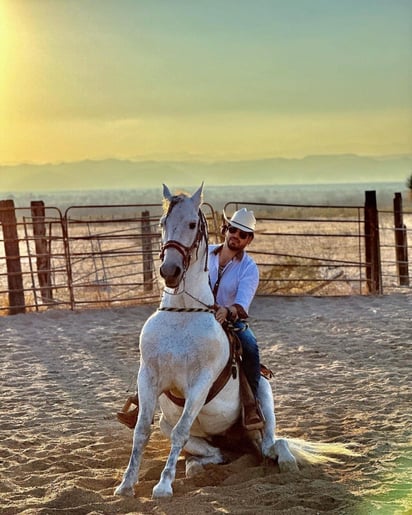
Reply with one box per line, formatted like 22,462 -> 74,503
234,260 -> 259,314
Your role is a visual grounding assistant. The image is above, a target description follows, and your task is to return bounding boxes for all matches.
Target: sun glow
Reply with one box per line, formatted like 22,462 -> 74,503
0,3 -> 12,98
0,2 -> 23,120
0,1 -> 410,166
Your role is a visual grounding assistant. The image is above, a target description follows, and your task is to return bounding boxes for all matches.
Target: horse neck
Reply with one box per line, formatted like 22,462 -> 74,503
160,243 -> 214,310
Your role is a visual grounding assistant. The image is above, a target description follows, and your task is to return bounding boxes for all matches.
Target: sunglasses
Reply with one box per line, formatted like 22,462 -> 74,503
227,225 -> 250,239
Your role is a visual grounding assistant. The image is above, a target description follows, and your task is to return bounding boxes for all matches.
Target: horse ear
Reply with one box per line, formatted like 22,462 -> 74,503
191,182 -> 204,209
163,184 -> 173,201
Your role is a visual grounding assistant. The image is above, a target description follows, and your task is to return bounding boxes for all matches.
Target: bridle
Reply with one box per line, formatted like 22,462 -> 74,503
159,197 -> 211,310
159,197 -> 209,278
159,237 -> 199,272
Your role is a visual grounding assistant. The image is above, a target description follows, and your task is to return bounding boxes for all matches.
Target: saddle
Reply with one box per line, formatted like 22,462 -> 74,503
116,324 -> 272,431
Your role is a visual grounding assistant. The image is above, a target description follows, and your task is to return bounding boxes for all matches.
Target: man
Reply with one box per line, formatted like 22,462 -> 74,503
209,207 -> 264,430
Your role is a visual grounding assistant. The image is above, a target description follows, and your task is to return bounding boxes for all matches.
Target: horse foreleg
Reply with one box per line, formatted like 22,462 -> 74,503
258,378 -> 298,472
115,368 -> 157,497
152,380 -> 211,498
184,443 -> 225,478
159,415 -> 224,477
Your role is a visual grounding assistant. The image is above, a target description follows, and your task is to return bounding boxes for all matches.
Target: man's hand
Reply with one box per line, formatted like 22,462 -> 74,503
215,305 -> 228,324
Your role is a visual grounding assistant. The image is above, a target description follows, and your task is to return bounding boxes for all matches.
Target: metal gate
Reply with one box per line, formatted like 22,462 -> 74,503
1,193 -> 411,315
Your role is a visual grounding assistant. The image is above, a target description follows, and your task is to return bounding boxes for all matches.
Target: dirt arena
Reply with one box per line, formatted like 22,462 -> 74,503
0,294 -> 411,514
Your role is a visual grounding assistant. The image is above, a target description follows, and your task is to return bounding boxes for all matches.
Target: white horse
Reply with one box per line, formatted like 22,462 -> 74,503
115,184 -> 354,499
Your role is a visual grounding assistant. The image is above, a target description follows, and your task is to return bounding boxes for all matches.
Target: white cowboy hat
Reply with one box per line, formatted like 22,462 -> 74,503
224,208 -> 256,233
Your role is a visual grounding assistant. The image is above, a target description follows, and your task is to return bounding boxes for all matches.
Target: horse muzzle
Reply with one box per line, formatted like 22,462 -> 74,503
159,262 -> 183,288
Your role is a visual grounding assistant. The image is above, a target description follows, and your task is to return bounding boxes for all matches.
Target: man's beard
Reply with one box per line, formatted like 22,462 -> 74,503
227,238 -> 243,251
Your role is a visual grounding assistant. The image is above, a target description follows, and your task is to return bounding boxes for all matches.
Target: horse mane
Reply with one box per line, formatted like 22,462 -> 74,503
162,192 -> 188,215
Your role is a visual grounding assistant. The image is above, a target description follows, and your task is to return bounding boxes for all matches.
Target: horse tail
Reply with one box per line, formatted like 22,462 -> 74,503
284,438 -> 360,465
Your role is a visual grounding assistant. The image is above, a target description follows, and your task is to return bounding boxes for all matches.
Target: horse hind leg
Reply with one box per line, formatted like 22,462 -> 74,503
114,369 -> 158,497
159,415 -> 225,478
258,378 -> 298,473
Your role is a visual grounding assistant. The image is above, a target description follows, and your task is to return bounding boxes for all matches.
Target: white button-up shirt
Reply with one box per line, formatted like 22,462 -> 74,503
208,244 -> 259,316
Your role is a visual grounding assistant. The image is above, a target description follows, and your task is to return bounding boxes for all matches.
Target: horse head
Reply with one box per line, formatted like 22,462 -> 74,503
159,183 -> 207,288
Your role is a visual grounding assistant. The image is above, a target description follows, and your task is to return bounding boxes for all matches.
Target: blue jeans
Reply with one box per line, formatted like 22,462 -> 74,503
234,320 -> 260,396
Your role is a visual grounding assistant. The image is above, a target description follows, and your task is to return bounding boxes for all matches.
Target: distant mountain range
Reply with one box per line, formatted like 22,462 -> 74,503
1,154 -> 411,192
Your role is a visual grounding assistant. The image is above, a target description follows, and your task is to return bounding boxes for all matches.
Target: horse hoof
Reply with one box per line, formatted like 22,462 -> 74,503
185,458 -> 204,478
114,484 -> 135,497
152,483 -> 173,498
275,439 -> 299,472
278,455 -> 299,473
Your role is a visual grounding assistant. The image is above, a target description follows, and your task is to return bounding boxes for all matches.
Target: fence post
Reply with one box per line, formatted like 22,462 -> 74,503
0,199 -> 26,314
393,192 -> 409,286
61,212 -> 75,310
364,191 -> 382,294
31,201 -> 54,302
141,210 -> 153,291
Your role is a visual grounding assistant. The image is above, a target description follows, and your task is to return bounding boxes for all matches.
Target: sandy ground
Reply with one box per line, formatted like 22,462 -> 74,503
0,294 -> 411,514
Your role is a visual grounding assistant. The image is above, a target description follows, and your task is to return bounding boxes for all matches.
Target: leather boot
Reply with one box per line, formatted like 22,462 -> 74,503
239,369 -> 265,431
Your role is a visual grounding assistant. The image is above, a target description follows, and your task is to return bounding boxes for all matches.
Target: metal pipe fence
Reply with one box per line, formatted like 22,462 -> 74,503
224,201 -> 367,296
1,192 -> 411,315
63,204 -> 164,309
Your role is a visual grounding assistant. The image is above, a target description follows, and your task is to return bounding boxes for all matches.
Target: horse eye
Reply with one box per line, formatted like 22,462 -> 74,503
189,222 -> 196,230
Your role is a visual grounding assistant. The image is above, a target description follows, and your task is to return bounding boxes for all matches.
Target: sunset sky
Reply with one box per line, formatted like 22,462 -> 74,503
0,0 -> 411,167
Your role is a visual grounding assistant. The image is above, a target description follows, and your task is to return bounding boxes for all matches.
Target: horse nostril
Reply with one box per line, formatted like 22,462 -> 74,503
159,264 -> 181,281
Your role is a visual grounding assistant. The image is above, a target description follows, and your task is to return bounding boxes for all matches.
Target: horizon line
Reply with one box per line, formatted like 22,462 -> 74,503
1,152 -> 412,167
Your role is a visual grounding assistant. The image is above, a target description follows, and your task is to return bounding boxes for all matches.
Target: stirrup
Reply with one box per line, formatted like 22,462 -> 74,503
116,395 -> 139,429
242,401 -> 265,431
